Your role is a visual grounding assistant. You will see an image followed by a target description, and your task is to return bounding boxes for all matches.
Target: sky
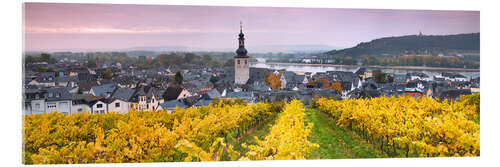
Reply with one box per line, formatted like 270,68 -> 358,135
24,3 -> 480,52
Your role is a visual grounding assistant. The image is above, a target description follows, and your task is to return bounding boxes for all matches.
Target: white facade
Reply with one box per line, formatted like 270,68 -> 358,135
30,99 -> 46,114
91,101 -> 107,114
108,99 -> 129,114
45,100 -> 72,115
71,104 -> 92,114
234,57 -> 250,85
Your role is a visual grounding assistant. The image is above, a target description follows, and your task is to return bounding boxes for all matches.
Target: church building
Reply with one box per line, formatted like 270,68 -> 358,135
234,22 -> 250,85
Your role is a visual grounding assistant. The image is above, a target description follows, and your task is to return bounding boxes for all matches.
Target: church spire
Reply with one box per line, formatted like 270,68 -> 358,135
236,21 -> 248,58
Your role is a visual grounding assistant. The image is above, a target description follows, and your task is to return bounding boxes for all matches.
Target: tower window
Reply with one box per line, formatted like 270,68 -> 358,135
237,60 -> 240,64
245,60 -> 247,64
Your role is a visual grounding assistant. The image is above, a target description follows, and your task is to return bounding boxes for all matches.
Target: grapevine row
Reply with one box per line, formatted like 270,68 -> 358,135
312,94 -> 480,157
240,100 -> 319,160
23,101 -> 278,164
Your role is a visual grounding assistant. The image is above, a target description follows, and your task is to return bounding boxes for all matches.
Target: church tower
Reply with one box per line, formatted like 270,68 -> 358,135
234,22 -> 250,85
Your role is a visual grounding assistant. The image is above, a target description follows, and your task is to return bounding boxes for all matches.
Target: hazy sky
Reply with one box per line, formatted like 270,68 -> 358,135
24,3 -> 480,51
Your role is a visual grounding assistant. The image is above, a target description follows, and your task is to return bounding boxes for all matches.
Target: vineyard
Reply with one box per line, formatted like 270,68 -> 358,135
23,94 -> 480,164
312,93 -> 480,157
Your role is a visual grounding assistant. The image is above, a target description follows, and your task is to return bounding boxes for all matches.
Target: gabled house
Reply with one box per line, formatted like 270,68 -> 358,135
158,99 -> 187,113
90,83 -> 117,98
55,76 -> 78,87
71,94 -> 100,114
23,87 -> 46,115
107,87 -> 136,114
163,86 -> 192,101
77,80 -> 99,94
90,99 -> 108,114
28,72 -> 56,87
44,87 -> 72,115
440,72 -> 468,82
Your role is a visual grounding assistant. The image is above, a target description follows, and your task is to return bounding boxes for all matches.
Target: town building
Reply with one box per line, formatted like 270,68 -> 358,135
234,22 -> 250,85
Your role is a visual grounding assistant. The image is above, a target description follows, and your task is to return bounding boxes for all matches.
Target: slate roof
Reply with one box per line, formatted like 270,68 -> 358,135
438,89 -> 471,100
163,87 -> 185,101
78,80 -> 99,92
407,72 -> 429,78
55,76 -> 78,83
355,68 -> 366,76
110,87 -> 136,102
91,83 -> 117,98
202,89 -> 221,100
248,67 -> 269,84
442,72 -> 467,79
193,99 -> 212,107
226,91 -> 253,99
45,87 -> 72,101
293,75 -> 306,83
72,94 -> 103,105
393,74 -> 407,83
160,100 -> 187,110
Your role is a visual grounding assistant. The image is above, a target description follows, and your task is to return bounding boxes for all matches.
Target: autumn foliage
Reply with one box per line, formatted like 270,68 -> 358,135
266,73 -> 282,90
23,102 -> 276,164
313,94 -> 480,157
321,79 -> 342,93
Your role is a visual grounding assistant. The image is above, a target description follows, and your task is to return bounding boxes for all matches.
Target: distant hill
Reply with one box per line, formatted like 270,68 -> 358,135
326,33 -> 479,58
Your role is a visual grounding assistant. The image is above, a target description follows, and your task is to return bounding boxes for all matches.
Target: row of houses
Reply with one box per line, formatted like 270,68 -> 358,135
23,84 -> 192,115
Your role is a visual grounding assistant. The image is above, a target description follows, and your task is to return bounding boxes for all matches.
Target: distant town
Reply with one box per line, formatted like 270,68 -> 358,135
22,26 -> 480,115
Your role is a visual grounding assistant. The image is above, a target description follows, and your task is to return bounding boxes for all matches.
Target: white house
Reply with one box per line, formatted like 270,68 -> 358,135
107,99 -> 129,114
44,88 -> 72,115
107,87 -> 136,113
91,100 -> 107,114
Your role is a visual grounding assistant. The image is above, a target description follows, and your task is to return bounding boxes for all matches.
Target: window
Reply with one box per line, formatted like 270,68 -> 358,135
97,104 -> 103,108
35,103 -> 40,109
78,108 -> 83,112
245,60 -> 247,64
237,60 -> 240,64
47,103 -> 56,109
59,102 -> 68,111
115,102 -> 120,107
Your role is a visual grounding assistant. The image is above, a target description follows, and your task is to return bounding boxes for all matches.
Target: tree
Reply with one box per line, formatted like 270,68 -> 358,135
156,54 -> 184,67
40,53 -> 56,64
103,69 -> 113,80
184,53 -> 201,64
201,54 -> 212,64
331,82 -> 343,93
87,59 -> 97,68
321,79 -> 342,93
171,72 -> 183,85
266,73 -> 282,90
209,75 -> 218,85
224,58 -> 235,67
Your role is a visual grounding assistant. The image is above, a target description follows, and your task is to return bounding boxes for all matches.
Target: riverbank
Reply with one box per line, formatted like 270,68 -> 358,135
259,62 -> 480,72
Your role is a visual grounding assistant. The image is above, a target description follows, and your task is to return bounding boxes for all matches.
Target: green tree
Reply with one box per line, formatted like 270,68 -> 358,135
171,72 -> 183,85
103,69 -> 113,80
87,59 -> 97,68
224,58 -> 235,67
184,53 -> 201,64
40,54 -> 53,63
201,54 -> 212,64
209,75 -> 218,85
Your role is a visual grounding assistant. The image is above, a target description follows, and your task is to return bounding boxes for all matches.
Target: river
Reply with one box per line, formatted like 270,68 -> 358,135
251,60 -> 480,79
